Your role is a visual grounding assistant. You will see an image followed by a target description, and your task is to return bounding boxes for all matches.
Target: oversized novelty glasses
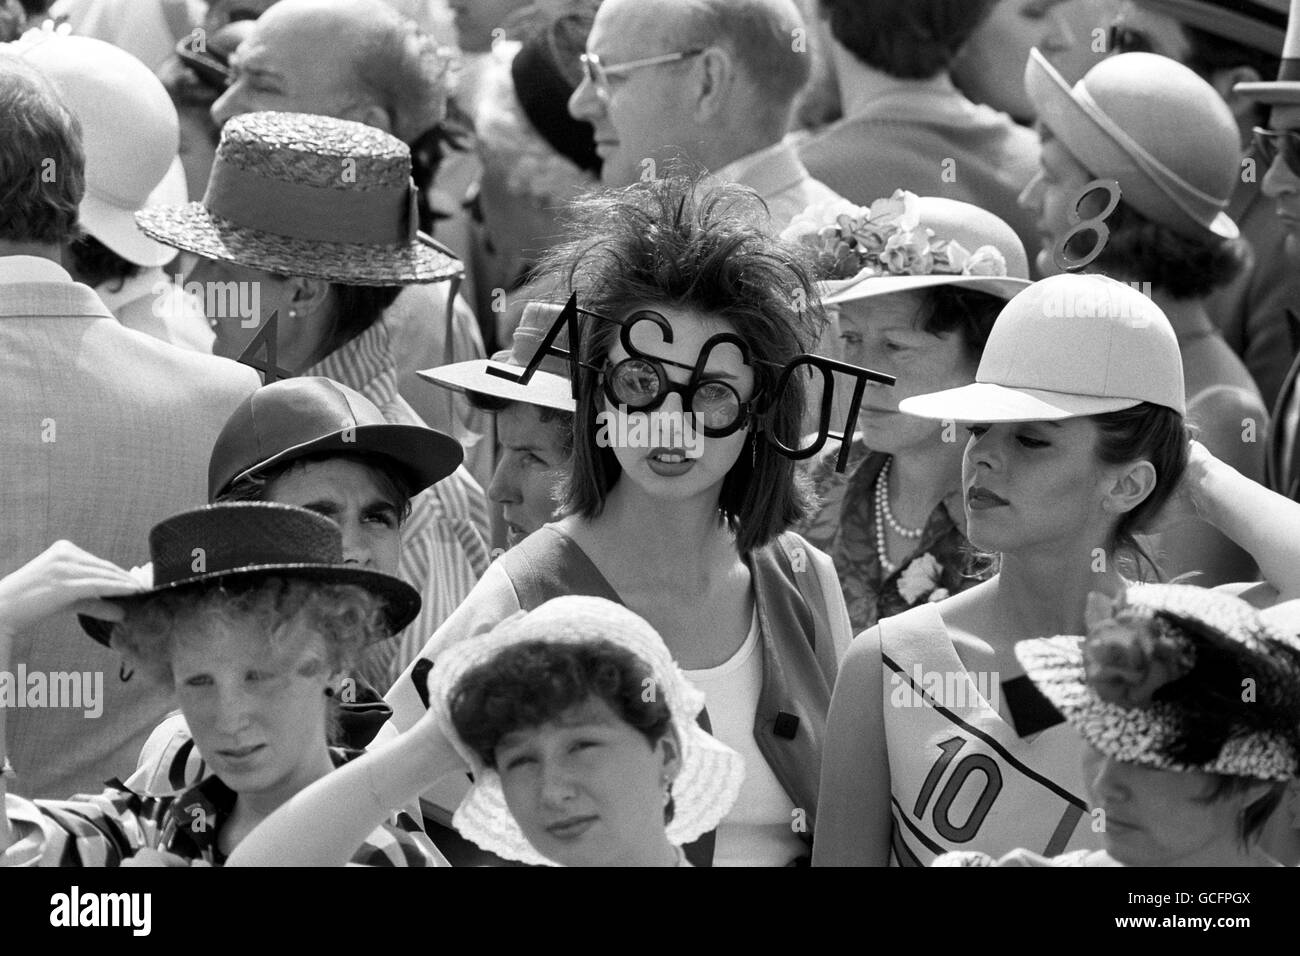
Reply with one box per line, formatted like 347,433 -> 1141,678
1253,127 -> 1300,178
484,296 -> 895,472
579,49 -> 706,93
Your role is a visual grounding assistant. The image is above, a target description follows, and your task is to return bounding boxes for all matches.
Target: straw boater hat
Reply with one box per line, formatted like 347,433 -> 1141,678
899,273 -> 1186,422
135,111 -> 462,285
206,377 -> 464,501
1016,583 -> 1300,779
781,192 -> 1032,305
15,32 -> 188,267
1237,0 -> 1300,103
1128,0 -> 1290,54
80,502 -> 421,646
1025,48 -> 1241,240
426,596 -> 745,867
418,301 -> 576,413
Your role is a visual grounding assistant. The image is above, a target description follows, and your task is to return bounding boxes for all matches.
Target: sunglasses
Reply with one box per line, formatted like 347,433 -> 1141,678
579,48 -> 706,93
1253,127 -> 1300,178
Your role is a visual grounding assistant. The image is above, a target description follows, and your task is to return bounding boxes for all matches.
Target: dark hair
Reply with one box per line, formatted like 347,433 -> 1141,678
1199,776 -> 1288,846
533,174 -> 820,554
466,391 -> 576,459
0,54 -> 85,245
0,0 -> 26,42
216,450 -> 415,524
1183,25 -> 1281,131
913,285 -> 1004,359
450,639 -> 674,823
316,283 -> 403,357
819,0 -> 995,79
1091,403 -> 1190,579
67,234 -> 142,290
1084,199 -> 1247,300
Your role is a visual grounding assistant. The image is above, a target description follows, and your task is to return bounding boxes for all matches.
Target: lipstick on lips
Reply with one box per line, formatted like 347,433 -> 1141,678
967,485 -> 1009,510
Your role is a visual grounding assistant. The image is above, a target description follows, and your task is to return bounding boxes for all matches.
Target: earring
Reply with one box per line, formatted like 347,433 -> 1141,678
288,308 -> 299,320
660,775 -> 673,805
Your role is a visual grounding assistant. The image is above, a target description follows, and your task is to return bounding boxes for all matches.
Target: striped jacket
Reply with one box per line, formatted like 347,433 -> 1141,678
2,749 -> 442,867
308,309 -> 491,688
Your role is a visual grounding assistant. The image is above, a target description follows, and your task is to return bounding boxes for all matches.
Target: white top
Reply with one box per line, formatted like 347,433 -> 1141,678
685,612 -> 808,867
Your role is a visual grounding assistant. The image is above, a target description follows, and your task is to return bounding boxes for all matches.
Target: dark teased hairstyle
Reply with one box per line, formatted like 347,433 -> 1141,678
466,390 -> 576,459
216,450 -> 416,524
531,173 -> 822,554
1092,403 -> 1191,579
0,53 -> 85,245
67,234 -> 142,290
449,639 -> 675,818
818,0 -> 995,79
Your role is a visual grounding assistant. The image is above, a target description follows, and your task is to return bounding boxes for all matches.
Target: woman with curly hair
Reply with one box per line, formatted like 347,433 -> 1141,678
0,503 -> 441,866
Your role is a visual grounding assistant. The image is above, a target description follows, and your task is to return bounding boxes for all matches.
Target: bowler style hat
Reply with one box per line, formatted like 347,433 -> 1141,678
419,301 -> 577,413
80,502 -> 422,646
207,377 -> 464,500
1237,0 -> 1300,103
15,32 -> 188,267
1017,583 -> 1300,780
899,273 -> 1186,422
1025,48 -> 1240,240
136,111 -> 462,285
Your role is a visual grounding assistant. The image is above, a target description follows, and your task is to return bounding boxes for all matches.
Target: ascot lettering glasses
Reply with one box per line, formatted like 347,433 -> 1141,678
602,354 -> 751,437
1253,127 -> 1300,178
579,49 -> 706,94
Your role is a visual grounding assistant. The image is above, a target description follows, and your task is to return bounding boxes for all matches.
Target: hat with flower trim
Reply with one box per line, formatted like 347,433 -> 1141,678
425,596 -> 745,866
1016,583 -> 1300,780
781,191 -> 1032,304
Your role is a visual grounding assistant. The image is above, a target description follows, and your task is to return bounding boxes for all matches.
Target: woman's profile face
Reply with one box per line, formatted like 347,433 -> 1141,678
1082,746 -> 1243,866
838,291 -> 979,457
172,616 -> 332,798
495,696 -> 678,867
961,416 -> 1119,553
600,305 -> 755,504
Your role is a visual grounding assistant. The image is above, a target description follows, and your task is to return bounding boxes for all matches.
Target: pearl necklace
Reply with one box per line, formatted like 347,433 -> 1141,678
873,457 -> 926,576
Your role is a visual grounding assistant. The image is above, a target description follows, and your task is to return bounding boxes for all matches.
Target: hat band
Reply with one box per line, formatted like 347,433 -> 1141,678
203,158 -> 418,246
1072,83 -> 1229,229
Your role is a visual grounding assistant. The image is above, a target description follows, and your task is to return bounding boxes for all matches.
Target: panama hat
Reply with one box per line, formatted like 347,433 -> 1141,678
1026,48 -> 1240,240
135,111 -> 462,285
1237,0 -> 1300,103
207,377 -> 464,500
1016,583 -> 1300,780
783,192 -> 1032,305
14,33 -> 186,267
1128,0 -> 1289,55
899,273 -> 1185,422
80,502 -> 421,646
418,301 -> 577,413
426,596 -> 745,867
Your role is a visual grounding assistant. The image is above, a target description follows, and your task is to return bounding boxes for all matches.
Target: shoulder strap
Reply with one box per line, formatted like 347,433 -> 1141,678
495,526 -> 622,610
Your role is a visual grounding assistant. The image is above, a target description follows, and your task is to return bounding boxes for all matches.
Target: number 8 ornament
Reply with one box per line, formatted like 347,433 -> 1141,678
1053,178 -> 1122,272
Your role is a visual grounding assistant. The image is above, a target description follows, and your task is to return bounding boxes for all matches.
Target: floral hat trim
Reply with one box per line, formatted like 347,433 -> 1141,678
780,190 -> 1010,282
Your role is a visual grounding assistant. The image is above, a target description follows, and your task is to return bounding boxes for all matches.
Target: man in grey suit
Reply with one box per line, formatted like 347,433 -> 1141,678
0,53 -> 259,799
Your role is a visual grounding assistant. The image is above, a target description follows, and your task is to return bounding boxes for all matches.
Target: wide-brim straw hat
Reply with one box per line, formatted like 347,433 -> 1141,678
899,273 -> 1186,422
207,377 -> 464,500
419,301 -> 576,413
15,33 -> 185,267
80,503 -> 421,646
818,197 -> 1032,306
426,596 -> 745,866
1025,48 -> 1240,240
1237,0 -> 1300,103
1015,583 -> 1300,780
135,111 -> 462,285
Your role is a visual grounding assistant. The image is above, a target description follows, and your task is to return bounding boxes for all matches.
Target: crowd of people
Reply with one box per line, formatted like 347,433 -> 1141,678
3,0 -> 1300,869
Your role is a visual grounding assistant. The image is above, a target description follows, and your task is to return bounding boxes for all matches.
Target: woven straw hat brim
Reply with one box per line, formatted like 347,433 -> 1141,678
417,360 -> 577,413
135,203 -> 462,285
80,563 -> 420,647
1016,636 -> 1298,781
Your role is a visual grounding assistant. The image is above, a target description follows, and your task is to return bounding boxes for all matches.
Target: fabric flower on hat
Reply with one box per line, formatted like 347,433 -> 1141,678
896,552 -> 943,605
1083,606 -> 1197,708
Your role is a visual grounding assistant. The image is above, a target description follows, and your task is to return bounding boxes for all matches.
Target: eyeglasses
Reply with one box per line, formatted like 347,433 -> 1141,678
602,356 -> 752,437
1253,126 -> 1300,178
1107,23 -> 1153,55
579,48 -> 706,93
175,32 -> 234,91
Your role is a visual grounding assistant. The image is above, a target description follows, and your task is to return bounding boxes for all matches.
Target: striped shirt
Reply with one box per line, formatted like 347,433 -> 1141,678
2,749 -> 442,867
308,308 -> 491,688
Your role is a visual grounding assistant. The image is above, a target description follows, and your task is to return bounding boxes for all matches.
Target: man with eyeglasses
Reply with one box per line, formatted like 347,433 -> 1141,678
1103,1 -> 1296,413
1237,0 -> 1300,501
567,0 -> 841,232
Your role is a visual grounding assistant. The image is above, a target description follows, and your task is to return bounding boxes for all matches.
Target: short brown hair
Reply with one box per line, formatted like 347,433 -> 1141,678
0,52 -> 85,245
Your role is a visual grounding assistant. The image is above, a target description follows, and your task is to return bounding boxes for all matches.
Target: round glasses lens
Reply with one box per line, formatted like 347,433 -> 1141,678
608,359 -> 662,406
691,380 -> 741,429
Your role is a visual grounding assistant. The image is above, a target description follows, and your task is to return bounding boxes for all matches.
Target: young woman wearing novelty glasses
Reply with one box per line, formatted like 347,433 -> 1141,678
224,175 -> 875,868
